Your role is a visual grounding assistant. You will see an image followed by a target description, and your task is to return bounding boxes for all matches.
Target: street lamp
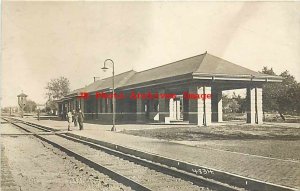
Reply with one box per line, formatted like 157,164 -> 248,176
102,59 -> 116,131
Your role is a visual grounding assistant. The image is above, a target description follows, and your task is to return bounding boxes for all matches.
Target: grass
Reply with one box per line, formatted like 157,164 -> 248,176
122,124 -> 300,141
223,113 -> 300,123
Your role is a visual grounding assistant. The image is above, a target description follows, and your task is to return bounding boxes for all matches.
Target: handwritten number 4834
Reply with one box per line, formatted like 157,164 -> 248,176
192,168 -> 214,175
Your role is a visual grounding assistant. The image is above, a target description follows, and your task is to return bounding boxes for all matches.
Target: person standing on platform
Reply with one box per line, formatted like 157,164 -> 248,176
78,109 -> 84,130
67,110 -> 73,131
72,109 -> 78,127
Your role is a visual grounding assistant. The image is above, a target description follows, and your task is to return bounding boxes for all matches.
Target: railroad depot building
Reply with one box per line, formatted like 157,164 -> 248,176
57,52 -> 282,126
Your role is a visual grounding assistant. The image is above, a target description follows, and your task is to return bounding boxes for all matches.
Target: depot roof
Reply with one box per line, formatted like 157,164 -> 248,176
17,93 -> 28,97
59,52 -> 282,101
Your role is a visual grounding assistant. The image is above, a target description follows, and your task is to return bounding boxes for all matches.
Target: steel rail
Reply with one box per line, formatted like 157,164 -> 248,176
3,117 -> 237,191
3,118 -> 151,191
3,117 -> 298,191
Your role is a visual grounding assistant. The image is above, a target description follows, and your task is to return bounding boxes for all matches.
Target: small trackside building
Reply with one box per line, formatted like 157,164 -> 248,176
57,52 -> 282,126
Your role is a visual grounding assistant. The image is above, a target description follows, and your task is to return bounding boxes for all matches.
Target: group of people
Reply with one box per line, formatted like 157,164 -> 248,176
66,109 -> 84,131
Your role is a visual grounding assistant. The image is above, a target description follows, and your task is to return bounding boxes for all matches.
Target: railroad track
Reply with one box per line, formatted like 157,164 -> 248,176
1,117 -> 297,191
1,145 -> 19,191
2,117 -> 238,191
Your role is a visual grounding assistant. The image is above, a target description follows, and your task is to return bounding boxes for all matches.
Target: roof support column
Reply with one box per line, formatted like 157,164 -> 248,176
99,98 -> 102,113
72,99 -> 76,111
212,89 -> 223,122
188,85 -> 211,126
158,89 -> 168,122
95,96 -> 99,119
246,87 -> 263,124
107,98 -> 112,113
256,88 -> 263,124
79,99 -> 85,113
169,98 -> 175,120
104,98 -> 112,122
136,96 -> 145,122
205,87 -> 212,126
68,101 -> 71,112
102,98 -> 106,113
92,95 -> 97,119
58,103 -> 62,117
176,98 -> 181,120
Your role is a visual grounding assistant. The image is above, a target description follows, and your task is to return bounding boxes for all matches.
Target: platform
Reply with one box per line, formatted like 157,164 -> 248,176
9,116 -> 300,190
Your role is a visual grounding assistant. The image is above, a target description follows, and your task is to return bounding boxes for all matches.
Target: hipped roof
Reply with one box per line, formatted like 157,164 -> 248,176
61,52 -> 282,100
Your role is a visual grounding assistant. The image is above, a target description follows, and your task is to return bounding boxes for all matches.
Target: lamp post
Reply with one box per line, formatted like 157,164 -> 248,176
102,59 -> 116,131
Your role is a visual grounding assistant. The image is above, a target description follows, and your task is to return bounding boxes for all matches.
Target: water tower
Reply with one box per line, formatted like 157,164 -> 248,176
17,92 -> 27,118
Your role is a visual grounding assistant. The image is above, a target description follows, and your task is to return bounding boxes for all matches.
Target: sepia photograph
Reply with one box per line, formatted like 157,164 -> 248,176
1,1 -> 299,191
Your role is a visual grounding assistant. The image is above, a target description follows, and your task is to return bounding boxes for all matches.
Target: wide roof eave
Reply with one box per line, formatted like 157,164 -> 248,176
192,72 -> 283,82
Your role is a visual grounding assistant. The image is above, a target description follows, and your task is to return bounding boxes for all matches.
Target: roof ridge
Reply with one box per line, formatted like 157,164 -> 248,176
92,52 -> 207,83
134,52 -> 207,74
202,53 -> 263,75
193,51 -> 208,72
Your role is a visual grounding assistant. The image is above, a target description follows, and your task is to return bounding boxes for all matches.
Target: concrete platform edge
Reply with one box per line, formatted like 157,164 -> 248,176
16,118 -> 298,191
65,132 -> 297,191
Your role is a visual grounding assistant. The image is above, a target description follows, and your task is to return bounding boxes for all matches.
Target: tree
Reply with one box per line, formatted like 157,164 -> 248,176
277,71 -> 299,115
45,99 -> 57,114
261,67 -> 281,112
222,93 -> 244,113
24,100 -> 37,113
235,94 -> 247,113
229,92 -> 240,113
45,76 -> 70,100
45,76 -> 70,113
1,107 -> 10,113
261,67 -> 300,117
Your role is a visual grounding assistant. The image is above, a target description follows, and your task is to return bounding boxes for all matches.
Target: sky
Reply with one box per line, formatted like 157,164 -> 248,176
1,1 -> 300,107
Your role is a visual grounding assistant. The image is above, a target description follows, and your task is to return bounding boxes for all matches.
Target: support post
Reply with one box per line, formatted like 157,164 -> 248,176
158,89 -> 168,122
169,98 -> 175,120
188,86 -> 211,126
212,89 -> 223,122
256,88 -> 263,124
247,87 -> 263,124
136,97 -> 144,122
